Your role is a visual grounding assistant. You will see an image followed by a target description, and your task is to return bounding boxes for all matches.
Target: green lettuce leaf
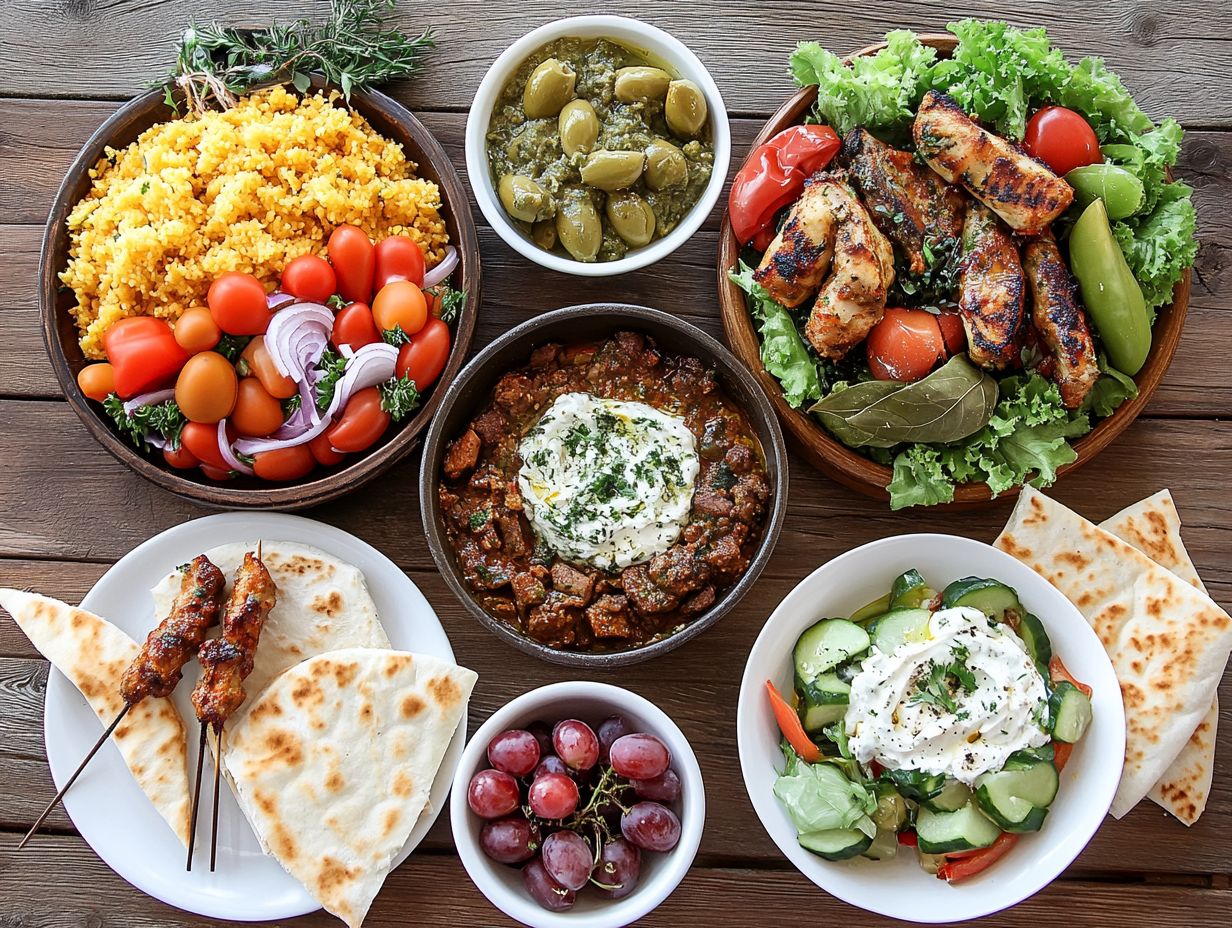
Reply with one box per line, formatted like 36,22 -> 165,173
887,445 -> 955,510
1054,55 -> 1154,142
730,263 -> 822,407
1083,358 -> 1139,418
1112,183 -> 1198,313
773,742 -> 877,838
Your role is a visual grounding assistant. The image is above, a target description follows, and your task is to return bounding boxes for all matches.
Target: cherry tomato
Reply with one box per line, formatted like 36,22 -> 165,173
1024,106 -> 1101,177
281,254 -> 337,304
181,421 -> 230,470
729,124 -> 841,246
396,318 -> 451,390
199,464 -> 235,481
332,301 -> 381,350
175,351 -> 239,423
208,271 -> 271,336
162,444 -> 200,470
231,377 -> 285,437
328,224 -> 375,304
253,445 -> 316,481
309,431 -> 347,467
372,280 -> 428,337
866,308 -> 947,382
325,387 -> 390,453
239,335 -> 297,399
937,312 -> 966,355
173,307 -> 222,354
374,235 -> 426,289
77,362 -> 116,402
102,317 -> 190,398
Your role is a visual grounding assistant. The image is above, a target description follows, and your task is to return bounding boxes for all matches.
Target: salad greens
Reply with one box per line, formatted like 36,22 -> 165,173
730,262 -> 823,407
773,741 -> 877,839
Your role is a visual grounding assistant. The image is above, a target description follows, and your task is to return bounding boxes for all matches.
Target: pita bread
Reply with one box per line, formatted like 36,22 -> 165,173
151,541 -> 389,711
0,589 -> 191,846
223,648 -> 477,928
1101,490 -> 1217,825
994,488 -> 1232,818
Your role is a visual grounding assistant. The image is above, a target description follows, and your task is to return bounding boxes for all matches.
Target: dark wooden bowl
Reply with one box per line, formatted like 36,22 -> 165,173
419,304 -> 789,667
717,35 -> 1191,506
40,75 -> 481,510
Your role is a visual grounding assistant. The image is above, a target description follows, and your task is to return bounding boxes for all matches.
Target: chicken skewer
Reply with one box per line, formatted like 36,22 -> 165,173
187,544 -> 277,871
958,202 -> 1028,370
18,556 -> 225,849
1023,231 -> 1100,408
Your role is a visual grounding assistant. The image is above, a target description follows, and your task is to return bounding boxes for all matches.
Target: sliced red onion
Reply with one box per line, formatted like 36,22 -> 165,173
123,388 -> 176,415
265,303 -> 332,382
217,419 -> 255,476
267,291 -> 297,310
423,246 -> 458,288
145,433 -> 170,451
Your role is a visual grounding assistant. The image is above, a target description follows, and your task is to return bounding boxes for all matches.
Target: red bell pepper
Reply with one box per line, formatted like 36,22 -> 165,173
1052,740 -> 1074,772
765,680 -> 821,762
897,830 -> 918,847
101,317 -> 190,399
937,833 -> 1019,883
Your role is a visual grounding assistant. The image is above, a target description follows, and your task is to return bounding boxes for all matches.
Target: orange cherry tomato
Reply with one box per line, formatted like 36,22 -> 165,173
163,444 -> 200,469
937,311 -> 966,355
374,235 -> 426,289
328,224 -> 375,304
77,362 -> 116,402
180,421 -> 229,470
325,387 -> 390,453
253,445 -> 316,481
231,377 -> 285,437
239,335 -> 297,399
102,317 -> 190,398
396,317 -> 451,390
174,306 -> 222,354
372,280 -> 428,337
309,431 -> 347,467
332,301 -> 381,350
866,308 -> 947,382
765,680 -> 821,762
199,464 -> 235,481
175,351 -> 239,424
208,271 -> 271,336
281,254 -> 337,304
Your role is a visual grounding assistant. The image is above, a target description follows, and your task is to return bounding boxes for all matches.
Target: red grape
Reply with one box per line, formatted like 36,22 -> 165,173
621,801 -> 681,852
593,838 -> 641,899
553,719 -> 600,770
522,857 -> 575,911
488,729 -> 541,778
609,733 -> 671,780
479,816 -> 539,864
533,755 -> 570,779
527,720 -> 554,756
631,768 -> 682,802
528,772 -> 580,820
467,768 -> 521,820
540,830 -> 594,890
597,714 -> 632,763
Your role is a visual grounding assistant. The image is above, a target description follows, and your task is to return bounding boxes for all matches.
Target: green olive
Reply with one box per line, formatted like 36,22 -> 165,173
644,138 -> 688,190
555,190 -> 603,262
530,219 -> 557,251
497,174 -> 556,223
522,58 -> 576,118
605,192 -> 656,248
664,79 -> 708,137
580,150 -> 646,191
613,66 -> 672,102
558,99 -> 599,157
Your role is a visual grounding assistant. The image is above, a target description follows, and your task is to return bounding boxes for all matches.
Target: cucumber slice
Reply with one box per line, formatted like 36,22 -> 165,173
924,779 -> 972,813
880,767 -> 946,802
915,801 -> 1002,854
851,593 -> 891,624
862,829 -> 899,860
799,701 -> 847,733
975,760 -> 1059,832
798,828 -> 873,860
1017,611 -> 1053,668
1049,681 -> 1093,744
793,619 -> 871,684
797,670 -> 851,706
940,577 -> 1022,623
869,608 -> 933,655
890,569 -> 935,609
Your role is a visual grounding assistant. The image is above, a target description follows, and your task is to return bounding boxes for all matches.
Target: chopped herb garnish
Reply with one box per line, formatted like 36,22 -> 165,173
378,373 -> 421,421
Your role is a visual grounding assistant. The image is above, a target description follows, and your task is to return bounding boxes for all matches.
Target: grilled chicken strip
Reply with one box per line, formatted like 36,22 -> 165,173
958,202 -> 1027,370
913,91 -> 1073,235
842,127 -> 966,275
1023,232 -> 1099,409
805,184 -> 896,361
753,172 -> 845,307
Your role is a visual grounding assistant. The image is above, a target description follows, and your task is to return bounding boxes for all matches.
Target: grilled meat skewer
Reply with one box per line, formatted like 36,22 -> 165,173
1023,232 -> 1100,409
753,172 -> 844,307
958,203 -> 1028,371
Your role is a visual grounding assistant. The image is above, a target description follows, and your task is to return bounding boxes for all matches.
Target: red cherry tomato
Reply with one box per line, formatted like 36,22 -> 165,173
281,254 -> 337,303
328,224 -> 375,304
396,318 -> 451,390
162,444 -> 200,470
180,421 -> 230,470
1023,106 -> 1101,177
207,271 -> 271,336
866,308 -> 947,382
372,280 -> 428,337
253,445 -> 316,481
936,311 -> 967,355
325,387 -> 390,453
199,464 -> 235,481
332,301 -> 381,350
101,317 -> 191,399
374,235 -> 426,290
309,432 -> 347,466
729,124 -> 841,246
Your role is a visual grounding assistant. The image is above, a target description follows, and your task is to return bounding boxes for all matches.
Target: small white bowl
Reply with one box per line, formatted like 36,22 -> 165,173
464,15 -> 730,277
450,681 -> 704,928
737,534 -> 1126,923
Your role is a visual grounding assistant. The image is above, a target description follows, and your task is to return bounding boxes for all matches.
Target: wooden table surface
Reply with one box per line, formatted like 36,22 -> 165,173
1,1 -> 1229,925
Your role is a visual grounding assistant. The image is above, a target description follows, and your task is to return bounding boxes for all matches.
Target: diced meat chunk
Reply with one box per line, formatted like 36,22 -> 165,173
526,592 -> 581,647
443,429 -> 481,479
681,585 -> 716,616
724,443 -> 755,475
622,564 -> 680,615
550,562 -> 597,604
511,570 -> 548,612
586,594 -> 639,639
493,372 -> 539,416
471,408 -> 507,446
529,343 -> 561,368
692,490 -> 733,518
495,513 -> 531,556
648,547 -> 711,598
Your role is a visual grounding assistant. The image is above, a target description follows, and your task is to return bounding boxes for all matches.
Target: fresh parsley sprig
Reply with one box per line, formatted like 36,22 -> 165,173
104,394 -> 187,451
379,374 -> 421,421
910,645 -> 976,714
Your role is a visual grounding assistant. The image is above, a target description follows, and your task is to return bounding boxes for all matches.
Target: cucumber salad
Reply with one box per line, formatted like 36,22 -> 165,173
765,570 -> 1093,882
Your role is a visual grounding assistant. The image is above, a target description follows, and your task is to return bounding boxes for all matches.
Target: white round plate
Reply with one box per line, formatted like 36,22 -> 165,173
737,534 -> 1126,922
44,512 -> 464,921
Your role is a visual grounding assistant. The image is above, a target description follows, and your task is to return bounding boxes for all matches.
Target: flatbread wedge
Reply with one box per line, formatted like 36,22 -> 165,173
994,488 -> 1232,819
0,589 -> 191,846
1101,490 -> 1217,825
223,648 -> 477,928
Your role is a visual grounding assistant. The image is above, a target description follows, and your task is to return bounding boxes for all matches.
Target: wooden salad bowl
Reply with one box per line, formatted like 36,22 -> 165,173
40,74 -> 481,511
716,34 -> 1191,506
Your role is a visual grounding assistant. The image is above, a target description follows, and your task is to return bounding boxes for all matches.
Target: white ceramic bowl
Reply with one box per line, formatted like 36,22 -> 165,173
737,534 -> 1126,922
450,682 -> 704,928
465,15 -> 730,276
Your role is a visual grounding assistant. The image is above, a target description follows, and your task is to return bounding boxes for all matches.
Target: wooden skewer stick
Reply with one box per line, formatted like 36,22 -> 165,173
18,703 -> 132,850
186,722 -> 208,870
209,725 -> 225,872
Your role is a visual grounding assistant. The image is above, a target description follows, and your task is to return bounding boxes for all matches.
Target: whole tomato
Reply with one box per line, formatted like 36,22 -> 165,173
332,302 -> 381,350
309,431 -> 347,467
253,445 -> 316,481
77,362 -> 116,402
328,224 -> 375,304
372,280 -> 428,338
173,307 -> 222,354
396,318 -> 451,390
1024,106 -> 1101,176
162,444 -> 200,470
175,351 -> 239,423
180,421 -> 230,470
207,272 -> 271,336
865,308 -> 947,382
325,387 -> 390,453
281,254 -> 338,303
239,335 -> 297,399
374,235 -> 426,289
231,378 -> 285,437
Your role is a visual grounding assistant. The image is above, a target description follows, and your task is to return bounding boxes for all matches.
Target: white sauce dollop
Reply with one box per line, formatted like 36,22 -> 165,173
517,392 -> 699,571
846,606 -> 1050,785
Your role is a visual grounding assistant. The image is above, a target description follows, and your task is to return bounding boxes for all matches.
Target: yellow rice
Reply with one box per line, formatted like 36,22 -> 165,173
62,85 -> 450,359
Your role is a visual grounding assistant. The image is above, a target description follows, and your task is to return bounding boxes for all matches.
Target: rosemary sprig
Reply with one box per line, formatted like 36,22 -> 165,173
170,0 -> 435,114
